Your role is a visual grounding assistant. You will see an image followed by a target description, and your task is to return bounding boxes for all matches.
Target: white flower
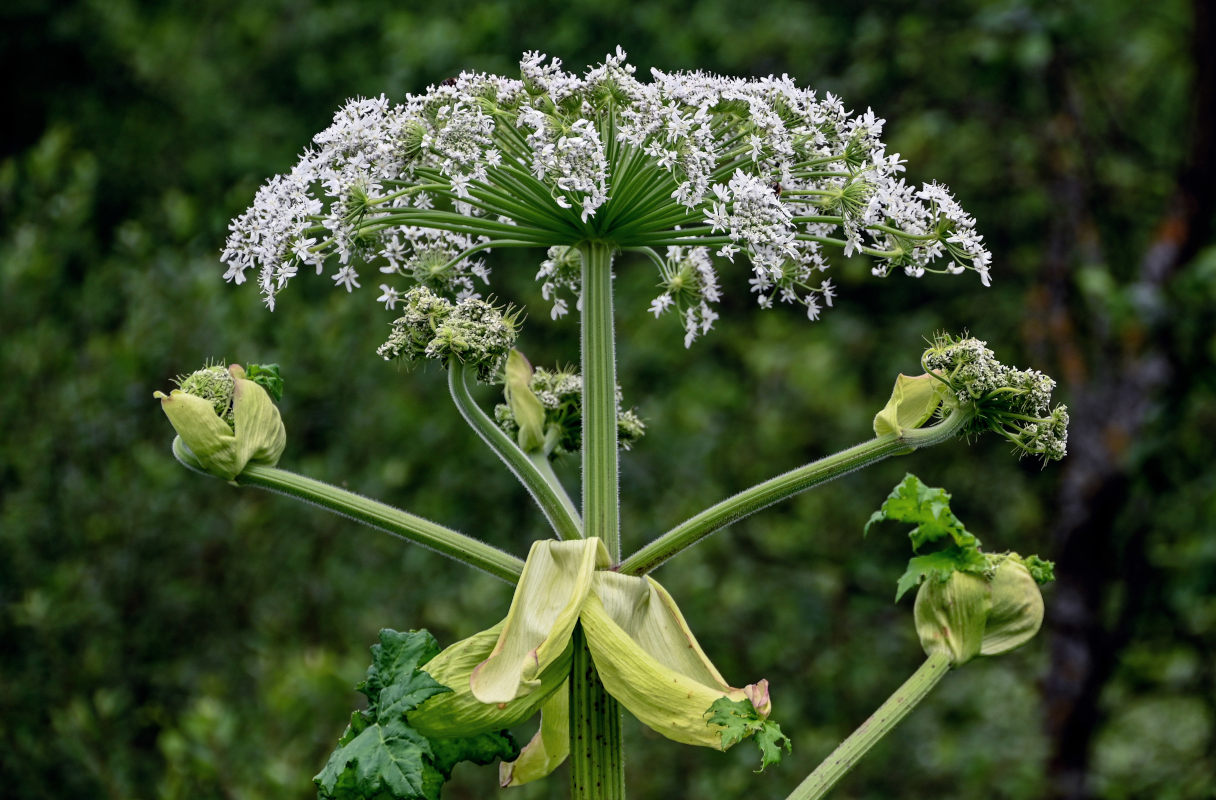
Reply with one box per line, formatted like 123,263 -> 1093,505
648,294 -> 674,317
333,266 -> 361,292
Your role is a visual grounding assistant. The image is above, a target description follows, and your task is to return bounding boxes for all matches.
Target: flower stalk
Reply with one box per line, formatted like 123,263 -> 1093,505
785,652 -> 952,800
580,241 -> 620,559
448,363 -> 583,540
619,408 -> 972,576
573,240 -> 626,799
235,463 -> 524,583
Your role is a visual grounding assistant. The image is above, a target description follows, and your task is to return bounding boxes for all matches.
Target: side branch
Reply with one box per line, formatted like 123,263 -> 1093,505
235,463 -> 524,583
618,409 -> 971,575
448,364 -> 584,541
786,652 -> 952,800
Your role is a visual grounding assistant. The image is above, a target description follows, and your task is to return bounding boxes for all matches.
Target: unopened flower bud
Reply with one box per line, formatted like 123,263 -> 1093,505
873,372 -> 945,438
502,350 -> 547,453
155,363 -> 286,480
914,556 -> 1046,667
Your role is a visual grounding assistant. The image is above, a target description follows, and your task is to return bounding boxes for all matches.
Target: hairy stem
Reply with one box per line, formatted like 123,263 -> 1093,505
234,462 -> 524,583
619,409 -> 972,575
529,450 -> 583,532
787,652 -> 952,800
569,625 -> 625,800
571,239 -> 626,800
448,364 -> 583,541
580,241 -> 620,559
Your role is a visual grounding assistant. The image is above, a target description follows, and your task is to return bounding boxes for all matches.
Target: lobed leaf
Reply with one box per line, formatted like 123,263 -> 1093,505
705,697 -> 791,772
316,629 -> 519,800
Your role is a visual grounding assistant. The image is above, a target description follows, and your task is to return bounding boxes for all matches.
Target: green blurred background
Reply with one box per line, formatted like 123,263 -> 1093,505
2,1 -> 1213,798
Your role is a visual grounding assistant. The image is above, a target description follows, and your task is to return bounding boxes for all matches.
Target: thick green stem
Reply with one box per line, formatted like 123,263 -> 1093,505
569,626 -> 624,800
234,463 -> 524,583
571,240 -> 626,800
579,241 -> 620,560
786,652 -> 952,800
448,364 -> 583,541
618,409 -> 972,575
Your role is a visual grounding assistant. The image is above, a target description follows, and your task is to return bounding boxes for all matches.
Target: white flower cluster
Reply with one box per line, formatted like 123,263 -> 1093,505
647,246 -> 721,347
923,334 -> 1069,461
223,48 -> 992,341
377,286 -> 518,382
535,246 -> 583,320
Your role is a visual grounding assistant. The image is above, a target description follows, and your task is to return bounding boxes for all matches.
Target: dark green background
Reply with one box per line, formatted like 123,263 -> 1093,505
2,1 -> 1213,798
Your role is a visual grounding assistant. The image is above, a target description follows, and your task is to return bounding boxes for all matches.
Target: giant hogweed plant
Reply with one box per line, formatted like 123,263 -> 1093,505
157,50 -> 1068,799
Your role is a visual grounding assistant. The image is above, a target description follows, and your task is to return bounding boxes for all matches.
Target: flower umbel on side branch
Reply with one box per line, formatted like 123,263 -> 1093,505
494,349 -> 645,456
377,286 -> 520,382
922,333 -> 1069,462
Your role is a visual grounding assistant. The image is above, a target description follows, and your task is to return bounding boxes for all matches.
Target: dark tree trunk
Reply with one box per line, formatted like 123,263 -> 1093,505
1038,3 -> 1216,798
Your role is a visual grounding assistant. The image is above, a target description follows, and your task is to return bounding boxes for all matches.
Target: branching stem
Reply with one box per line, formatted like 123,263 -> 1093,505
618,408 -> 972,575
234,463 -> 524,583
448,364 -> 583,541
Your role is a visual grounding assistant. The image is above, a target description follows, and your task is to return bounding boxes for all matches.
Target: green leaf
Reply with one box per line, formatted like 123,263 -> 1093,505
244,362 -> 283,401
868,474 -> 989,601
359,630 -> 446,711
866,474 -> 980,553
895,547 -> 990,602
316,629 -> 520,800
1021,554 -> 1056,584
706,697 -> 791,772
315,716 -> 436,800
429,732 -> 520,780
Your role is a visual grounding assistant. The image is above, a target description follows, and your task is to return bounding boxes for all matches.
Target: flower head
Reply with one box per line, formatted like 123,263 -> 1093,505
223,50 -> 992,343
378,286 -> 519,382
922,333 -> 1069,462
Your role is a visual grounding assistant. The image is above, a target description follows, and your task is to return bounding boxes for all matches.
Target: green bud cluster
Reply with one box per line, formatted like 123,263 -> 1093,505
175,362 -> 237,427
868,474 -> 1055,667
494,363 -> 645,455
922,332 -> 1069,461
377,286 -> 519,382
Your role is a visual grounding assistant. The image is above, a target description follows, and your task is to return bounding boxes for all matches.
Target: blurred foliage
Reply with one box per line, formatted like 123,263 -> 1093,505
1,1 -> 1212,798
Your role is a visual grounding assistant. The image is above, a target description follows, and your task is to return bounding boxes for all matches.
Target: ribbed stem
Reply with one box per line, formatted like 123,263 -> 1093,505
234,462 -> 524,583
618,408 -> 972,576
580,241 -> 620,558
569,625 -> 624,800
571,240 -> 626,800
786,652 -> 952,800
448,364 -> 583,541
